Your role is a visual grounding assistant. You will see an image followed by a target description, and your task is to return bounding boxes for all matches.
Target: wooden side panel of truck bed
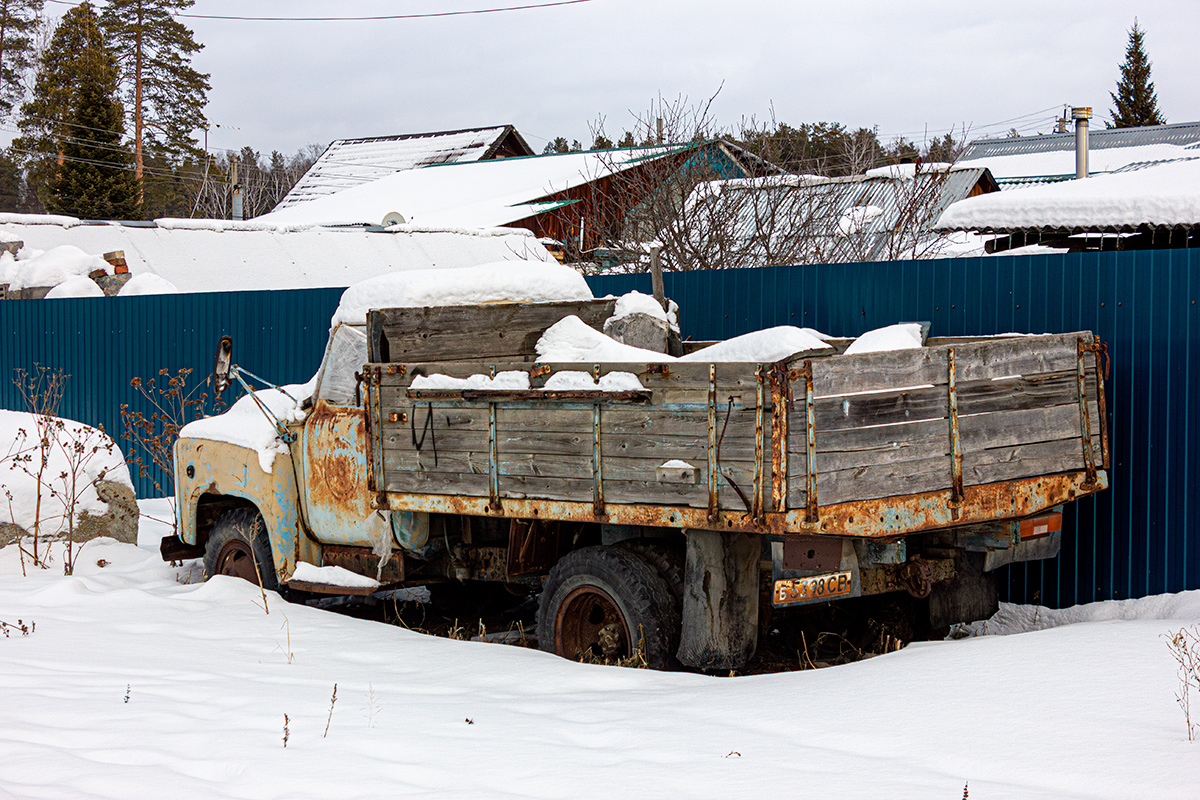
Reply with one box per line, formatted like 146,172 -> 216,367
362,331 -> 1108,539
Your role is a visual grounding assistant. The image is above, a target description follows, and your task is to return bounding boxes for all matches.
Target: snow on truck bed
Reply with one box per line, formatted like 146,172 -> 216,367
0,532 -> 1197,799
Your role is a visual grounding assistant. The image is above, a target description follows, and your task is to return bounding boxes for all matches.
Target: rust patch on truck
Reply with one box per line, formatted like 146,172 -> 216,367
379,468 -> 1105,538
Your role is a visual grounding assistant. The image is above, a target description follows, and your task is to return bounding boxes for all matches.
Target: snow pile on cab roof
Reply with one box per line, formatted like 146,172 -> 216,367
937,158 -> 1200,230
178,379 -> 316,473
0,410 -> 132,536
332,260 -> 593,326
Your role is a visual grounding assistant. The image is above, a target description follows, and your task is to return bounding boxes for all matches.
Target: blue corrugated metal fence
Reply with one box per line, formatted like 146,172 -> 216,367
1,250 -> 1196,607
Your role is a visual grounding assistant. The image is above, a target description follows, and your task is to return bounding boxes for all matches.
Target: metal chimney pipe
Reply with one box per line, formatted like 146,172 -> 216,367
1072,107 -> 1092,179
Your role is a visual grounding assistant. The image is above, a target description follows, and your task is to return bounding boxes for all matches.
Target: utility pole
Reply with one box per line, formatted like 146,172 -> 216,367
230,153 -> 243,220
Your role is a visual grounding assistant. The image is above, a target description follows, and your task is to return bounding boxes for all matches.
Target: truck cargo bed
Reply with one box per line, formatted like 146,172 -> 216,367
363,307 -> 1107,538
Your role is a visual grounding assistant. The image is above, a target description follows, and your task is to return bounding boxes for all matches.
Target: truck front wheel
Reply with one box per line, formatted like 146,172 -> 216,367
204,508 -> 278,591
537,546 -> 679,669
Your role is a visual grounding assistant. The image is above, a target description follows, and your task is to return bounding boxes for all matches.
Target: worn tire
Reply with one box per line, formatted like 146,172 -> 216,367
537,546 -> 680,669
615,538 -> 685,609
204,508 -> 279,591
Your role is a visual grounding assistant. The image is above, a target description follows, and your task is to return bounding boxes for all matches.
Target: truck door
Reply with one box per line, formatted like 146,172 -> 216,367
298,324 -> 393,548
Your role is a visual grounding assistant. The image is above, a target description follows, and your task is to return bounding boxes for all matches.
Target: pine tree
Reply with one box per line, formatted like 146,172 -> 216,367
0,0 -> 43,116
100,0 -> 209,203
17,3 -> 139,219
1110,19 -> 1166,128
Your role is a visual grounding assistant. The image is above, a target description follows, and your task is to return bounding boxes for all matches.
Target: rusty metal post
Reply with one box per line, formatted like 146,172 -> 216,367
947,348 -> 963,515
707,363 -> 719,521
592,363 -> 605,515
770,363 -> 789,513
1076,338 -> 1098,485
802,361 -> 818,524
488,401 -> 500,510
753,366 -> 765,520
1093,341 -> 1110,468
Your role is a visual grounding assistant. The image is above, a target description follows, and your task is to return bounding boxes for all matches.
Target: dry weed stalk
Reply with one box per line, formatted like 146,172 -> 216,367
323,683 -> 337,738
6,366 -> 119,574
1165,625 -> 1200,741
120,367 -> 221,529
0,618 -> 35,637
282,714 -> 290,748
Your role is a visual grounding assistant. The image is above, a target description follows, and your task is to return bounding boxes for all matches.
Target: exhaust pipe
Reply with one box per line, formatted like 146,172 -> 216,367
1072,107 -> 1092,179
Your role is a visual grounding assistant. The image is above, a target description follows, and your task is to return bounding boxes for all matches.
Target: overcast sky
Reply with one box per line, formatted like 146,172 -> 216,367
93,0 -> 1200,157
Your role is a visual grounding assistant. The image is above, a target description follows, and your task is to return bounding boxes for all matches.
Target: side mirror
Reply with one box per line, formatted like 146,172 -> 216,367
213,336 -> 233,398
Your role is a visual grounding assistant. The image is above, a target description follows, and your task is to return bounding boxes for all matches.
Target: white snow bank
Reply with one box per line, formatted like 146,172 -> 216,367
0,548 -> 1197,799
837,205 -> 884,235
843,323 -> 925,355
43,275 -> 104,298
543,371 -> 645,391
937,158 -> 1200,230
178,379 -> 315,473
536,316 -> 675,363
959,590 -> 1200,637
680,326 -> 830,362
659,459 -> 695,470
291,562 -> 381,590
410,371 -> 532,391
117,273 -> 180,295
333,260 -> 592,326
0,410 -> 133,535
6,244 -> 109,290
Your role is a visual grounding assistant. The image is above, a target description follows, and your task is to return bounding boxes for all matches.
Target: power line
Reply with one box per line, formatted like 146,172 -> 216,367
43,0 -> 593,22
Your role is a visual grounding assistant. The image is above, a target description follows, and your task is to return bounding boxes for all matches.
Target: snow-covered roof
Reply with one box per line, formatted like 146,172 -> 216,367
274,125 -> 533,211
682,165 -> 997,265
959,121 -> 1200,185
256,146 -> 686,230
0,214 -> 554,294
935,158 -> 1200,232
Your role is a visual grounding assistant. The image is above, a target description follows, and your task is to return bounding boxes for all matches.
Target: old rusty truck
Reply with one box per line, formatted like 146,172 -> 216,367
163,268 -> 1110,670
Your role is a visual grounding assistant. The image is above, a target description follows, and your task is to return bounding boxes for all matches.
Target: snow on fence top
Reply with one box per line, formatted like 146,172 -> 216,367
936,158 -> 1200,231
0,214 -> 553,294
332,260 -> 594,326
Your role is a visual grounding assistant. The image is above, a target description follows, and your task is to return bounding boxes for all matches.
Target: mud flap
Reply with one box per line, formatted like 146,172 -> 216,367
678,530 -> 759,671
928,551 -> 998,630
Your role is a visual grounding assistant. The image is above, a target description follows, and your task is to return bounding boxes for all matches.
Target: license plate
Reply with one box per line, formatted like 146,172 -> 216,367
774,571 -> 853,606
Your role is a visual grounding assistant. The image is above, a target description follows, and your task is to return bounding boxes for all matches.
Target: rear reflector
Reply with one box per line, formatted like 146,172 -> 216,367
1020,511 -> 1063,540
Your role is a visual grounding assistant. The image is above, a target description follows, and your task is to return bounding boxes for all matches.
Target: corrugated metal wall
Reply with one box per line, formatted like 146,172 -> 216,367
0,288 -> 342,497
588,249 -> 1200,608
2,249 -> 1195,607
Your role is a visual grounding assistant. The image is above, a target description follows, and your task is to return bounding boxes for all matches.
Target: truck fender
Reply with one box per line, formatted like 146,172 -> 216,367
174,437 -> 318,581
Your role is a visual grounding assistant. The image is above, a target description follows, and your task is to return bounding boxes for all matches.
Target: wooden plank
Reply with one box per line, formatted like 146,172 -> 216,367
792,402 -> 1100,476
807,436 -> 1103,507
382,428 -> 759,462
367,299 -> 616,363
383,468 -> 712,507
807,332 -> 1090,397
796,367 -> 1096,434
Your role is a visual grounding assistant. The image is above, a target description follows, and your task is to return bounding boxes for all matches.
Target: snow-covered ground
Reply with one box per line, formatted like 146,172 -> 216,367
0,501 -> 1197,799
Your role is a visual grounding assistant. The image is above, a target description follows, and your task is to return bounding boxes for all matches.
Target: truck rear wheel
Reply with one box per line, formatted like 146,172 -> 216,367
537,546 -> 679,669
204,508 -> 278,591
